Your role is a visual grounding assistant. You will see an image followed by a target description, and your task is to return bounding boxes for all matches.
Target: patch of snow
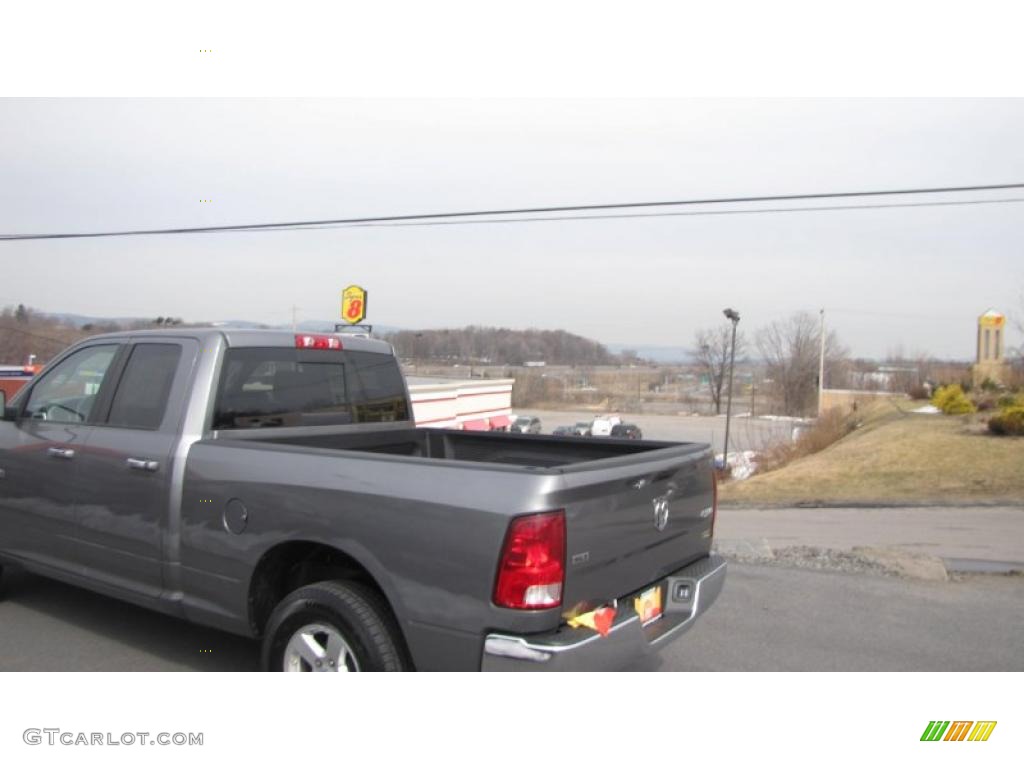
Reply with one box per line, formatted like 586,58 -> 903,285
715,450 -> 759,480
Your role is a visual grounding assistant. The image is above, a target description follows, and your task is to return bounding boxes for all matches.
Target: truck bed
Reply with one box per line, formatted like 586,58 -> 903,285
234,426 -> 699,470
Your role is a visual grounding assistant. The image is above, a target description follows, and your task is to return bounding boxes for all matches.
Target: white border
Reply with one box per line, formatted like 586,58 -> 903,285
0,673 -> 1019,765
2,1 -> 1024,96
1,3 -> 1022,766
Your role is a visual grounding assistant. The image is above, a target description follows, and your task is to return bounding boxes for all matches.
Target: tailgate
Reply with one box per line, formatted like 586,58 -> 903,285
559,444 -> 715,612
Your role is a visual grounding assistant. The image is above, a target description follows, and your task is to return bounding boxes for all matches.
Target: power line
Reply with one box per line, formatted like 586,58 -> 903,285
2,182 -> 1024,241
263,196 -> 1024,232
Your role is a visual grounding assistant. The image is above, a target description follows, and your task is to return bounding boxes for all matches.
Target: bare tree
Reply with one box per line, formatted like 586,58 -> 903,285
386,327 -> 622,366
693,324 -> 747,414
1013,288 -> 1024,361
1010,289 -> 1024,386
756,311 -> 848,416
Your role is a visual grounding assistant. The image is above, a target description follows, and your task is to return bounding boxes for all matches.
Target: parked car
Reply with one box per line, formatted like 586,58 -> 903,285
572,421 -> 592,436
590,414 -> 622,437
551,425 -> 575,436
611,423 -> 643,439
510,415 -> 542,434
0,328 -> 724,671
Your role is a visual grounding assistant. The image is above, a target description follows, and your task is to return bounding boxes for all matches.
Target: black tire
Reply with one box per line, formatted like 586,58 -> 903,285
0,563 -> 4,600
261,580 -> 409,672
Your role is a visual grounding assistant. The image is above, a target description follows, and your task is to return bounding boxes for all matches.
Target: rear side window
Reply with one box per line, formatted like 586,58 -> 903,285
213,347 -> 410,430
106,344 -> 182,429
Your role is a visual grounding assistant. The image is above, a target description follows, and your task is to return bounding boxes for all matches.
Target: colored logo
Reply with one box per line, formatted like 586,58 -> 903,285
978,313 -> 1005,329
920,721 -> 997,742
341,285 -> 368,324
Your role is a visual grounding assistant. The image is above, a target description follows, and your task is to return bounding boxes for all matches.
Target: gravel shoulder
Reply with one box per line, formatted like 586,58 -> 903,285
715,505 -> 1024,568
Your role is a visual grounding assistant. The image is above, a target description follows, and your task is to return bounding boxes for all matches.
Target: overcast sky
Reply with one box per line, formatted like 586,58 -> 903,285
0,98 -> 1021,359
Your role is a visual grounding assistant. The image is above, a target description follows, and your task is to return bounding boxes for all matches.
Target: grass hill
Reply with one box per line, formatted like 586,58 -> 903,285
721,400 -> 1024,506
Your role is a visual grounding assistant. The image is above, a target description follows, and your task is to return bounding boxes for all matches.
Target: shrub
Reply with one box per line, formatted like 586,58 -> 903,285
907,384 -> 930,400
754,408 -> 857,474
980,377 -> 999,392
931,384 -> 976,415
997,393 -> 1024,409
988,406 -> 1024,436
931,385 -> 956,410
972,393 -> 998,412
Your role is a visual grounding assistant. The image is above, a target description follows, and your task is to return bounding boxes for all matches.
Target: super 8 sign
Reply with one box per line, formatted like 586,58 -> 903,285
341,285 -> 368,324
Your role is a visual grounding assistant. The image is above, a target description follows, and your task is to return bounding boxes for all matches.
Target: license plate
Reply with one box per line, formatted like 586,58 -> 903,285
634,585 -> 663,625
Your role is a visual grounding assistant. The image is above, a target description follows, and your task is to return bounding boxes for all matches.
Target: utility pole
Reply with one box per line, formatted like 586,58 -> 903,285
818,308 -> 826,416
722,308 -> 741,469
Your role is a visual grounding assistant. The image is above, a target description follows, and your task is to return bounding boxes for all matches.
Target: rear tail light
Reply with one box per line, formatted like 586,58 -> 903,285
493,511 -> 566,610
711,471 -> 718,539
295,334 -> 343,350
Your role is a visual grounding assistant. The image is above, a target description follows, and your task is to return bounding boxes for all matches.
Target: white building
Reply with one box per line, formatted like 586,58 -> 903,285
406,377 -> 514,431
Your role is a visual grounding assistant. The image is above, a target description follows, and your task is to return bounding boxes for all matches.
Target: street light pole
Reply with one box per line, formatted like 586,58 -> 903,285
818,308 -> 826,417
722,308 -> 740,470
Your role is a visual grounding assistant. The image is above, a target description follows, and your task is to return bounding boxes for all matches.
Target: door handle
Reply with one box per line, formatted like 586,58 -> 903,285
47,447 -> 75,459
126,458 -> 160,472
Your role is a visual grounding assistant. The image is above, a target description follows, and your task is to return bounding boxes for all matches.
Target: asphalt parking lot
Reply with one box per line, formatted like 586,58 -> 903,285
2,561 -> 1020,672
525,409 -> 794,452
637,563 -> 1024,671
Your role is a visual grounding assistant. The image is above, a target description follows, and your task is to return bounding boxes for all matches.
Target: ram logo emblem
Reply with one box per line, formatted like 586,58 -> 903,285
653,495 -> 670,531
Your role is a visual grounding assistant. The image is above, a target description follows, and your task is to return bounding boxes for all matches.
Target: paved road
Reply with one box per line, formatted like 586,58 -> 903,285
716,505 -> 1024,566
526,409 -> 794,452
0,567 -> 258,672
634,562 -> 1024,671
2,563 -> 1020,671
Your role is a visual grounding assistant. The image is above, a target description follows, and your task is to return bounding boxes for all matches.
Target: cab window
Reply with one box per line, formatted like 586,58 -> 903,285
23,345 -> 119,423
213,347 -> 410,429
106,343 -> 182,429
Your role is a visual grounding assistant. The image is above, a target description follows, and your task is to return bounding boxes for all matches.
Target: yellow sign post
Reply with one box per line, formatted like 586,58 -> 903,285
974,308 -> 1009,387
341,285 -> 368,325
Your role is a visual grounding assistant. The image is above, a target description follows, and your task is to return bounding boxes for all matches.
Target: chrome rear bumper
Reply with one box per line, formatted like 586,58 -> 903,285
482,554 -> 727,671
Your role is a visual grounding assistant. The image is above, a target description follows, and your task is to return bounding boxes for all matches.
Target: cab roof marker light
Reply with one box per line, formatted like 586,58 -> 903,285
295,334 -> 343,350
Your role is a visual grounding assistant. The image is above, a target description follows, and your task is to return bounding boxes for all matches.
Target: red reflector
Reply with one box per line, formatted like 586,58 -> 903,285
295,334 -> 343,350
494,511 -> 566,610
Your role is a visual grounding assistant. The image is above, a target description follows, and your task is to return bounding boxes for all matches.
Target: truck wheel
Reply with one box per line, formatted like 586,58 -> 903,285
261,580 -> 408,672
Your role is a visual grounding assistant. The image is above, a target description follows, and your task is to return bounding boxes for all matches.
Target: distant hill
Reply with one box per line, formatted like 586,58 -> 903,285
386,326 -> 621,366
45,312 -> 154,328
42,312 -> 401,335
606,343 -> 694,364
19,307 -> 684,366
292,320 -> 403,335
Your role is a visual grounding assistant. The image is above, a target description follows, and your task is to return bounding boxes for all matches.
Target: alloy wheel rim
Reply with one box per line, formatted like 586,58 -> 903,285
283,622 -> 360,672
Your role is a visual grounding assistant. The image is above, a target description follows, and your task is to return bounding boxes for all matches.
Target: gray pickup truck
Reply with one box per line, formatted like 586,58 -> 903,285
0,328 -> 725,671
